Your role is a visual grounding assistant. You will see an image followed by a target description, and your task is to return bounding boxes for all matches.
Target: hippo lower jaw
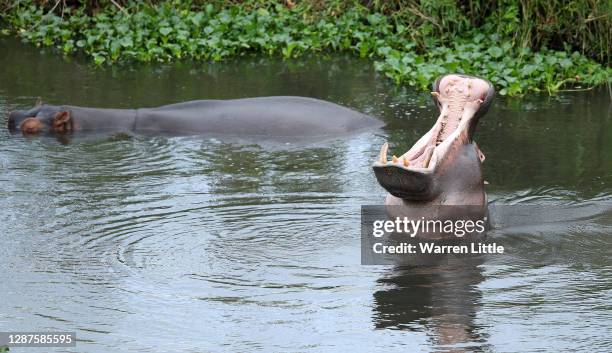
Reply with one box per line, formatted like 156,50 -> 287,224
373,74 -> 494,204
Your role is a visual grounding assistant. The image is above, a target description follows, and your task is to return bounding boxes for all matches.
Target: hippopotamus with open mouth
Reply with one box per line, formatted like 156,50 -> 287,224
373,74 -> 494,217
7,96 -> 382,137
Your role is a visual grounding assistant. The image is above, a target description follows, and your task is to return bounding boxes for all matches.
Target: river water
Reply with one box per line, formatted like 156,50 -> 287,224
1,38 -> 611,352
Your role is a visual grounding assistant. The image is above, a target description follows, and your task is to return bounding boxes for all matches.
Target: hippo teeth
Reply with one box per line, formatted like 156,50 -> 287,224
422,146 -> 435,168
379,142 -> 389,164
376,143 -> 412,169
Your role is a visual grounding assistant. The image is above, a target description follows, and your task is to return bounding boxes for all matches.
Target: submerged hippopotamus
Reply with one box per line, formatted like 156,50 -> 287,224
7,96 -> 382,137
373,74 -> 494,217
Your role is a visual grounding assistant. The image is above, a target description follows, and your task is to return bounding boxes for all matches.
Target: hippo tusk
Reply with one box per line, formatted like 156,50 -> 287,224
379,142 -> 388,164
422,146 -> 435,168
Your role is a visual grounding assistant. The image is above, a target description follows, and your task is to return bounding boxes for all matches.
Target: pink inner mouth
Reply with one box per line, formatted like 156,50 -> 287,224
377,75 -> 490,170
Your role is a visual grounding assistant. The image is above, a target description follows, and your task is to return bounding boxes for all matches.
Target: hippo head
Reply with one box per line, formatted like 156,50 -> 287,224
373,74 -> 494,201
7,103 -> 73,135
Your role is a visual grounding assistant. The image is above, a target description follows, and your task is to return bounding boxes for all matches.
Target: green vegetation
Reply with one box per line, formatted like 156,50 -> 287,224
0,0 -> 609,95
0,346 -> 8,352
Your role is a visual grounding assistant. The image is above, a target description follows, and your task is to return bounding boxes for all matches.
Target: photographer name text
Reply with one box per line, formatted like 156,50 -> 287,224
372,242 -> 504,254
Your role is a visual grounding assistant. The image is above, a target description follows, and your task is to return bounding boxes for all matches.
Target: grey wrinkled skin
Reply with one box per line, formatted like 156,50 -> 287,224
383,142 -> 487,219
7,96 -> 383,137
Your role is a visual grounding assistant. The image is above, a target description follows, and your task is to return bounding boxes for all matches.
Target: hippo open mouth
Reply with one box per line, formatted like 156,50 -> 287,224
373,74 -> 494,201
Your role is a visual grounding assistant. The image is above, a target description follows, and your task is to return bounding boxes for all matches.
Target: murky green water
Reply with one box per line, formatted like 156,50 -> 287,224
1,38 -> 611,352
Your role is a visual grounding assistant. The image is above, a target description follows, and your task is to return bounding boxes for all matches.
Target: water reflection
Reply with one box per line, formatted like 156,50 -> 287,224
374,258 -> 487,352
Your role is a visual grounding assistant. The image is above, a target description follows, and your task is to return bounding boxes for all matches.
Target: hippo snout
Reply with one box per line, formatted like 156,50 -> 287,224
7,112 -> 17,131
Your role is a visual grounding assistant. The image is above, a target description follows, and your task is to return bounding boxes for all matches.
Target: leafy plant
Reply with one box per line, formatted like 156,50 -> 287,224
0,0 -> 609,96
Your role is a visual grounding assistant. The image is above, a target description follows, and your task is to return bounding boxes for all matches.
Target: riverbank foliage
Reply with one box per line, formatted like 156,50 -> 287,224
1,0 -> 610,95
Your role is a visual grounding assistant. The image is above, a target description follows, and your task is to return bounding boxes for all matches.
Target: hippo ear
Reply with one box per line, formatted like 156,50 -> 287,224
52,111 -> 72,132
